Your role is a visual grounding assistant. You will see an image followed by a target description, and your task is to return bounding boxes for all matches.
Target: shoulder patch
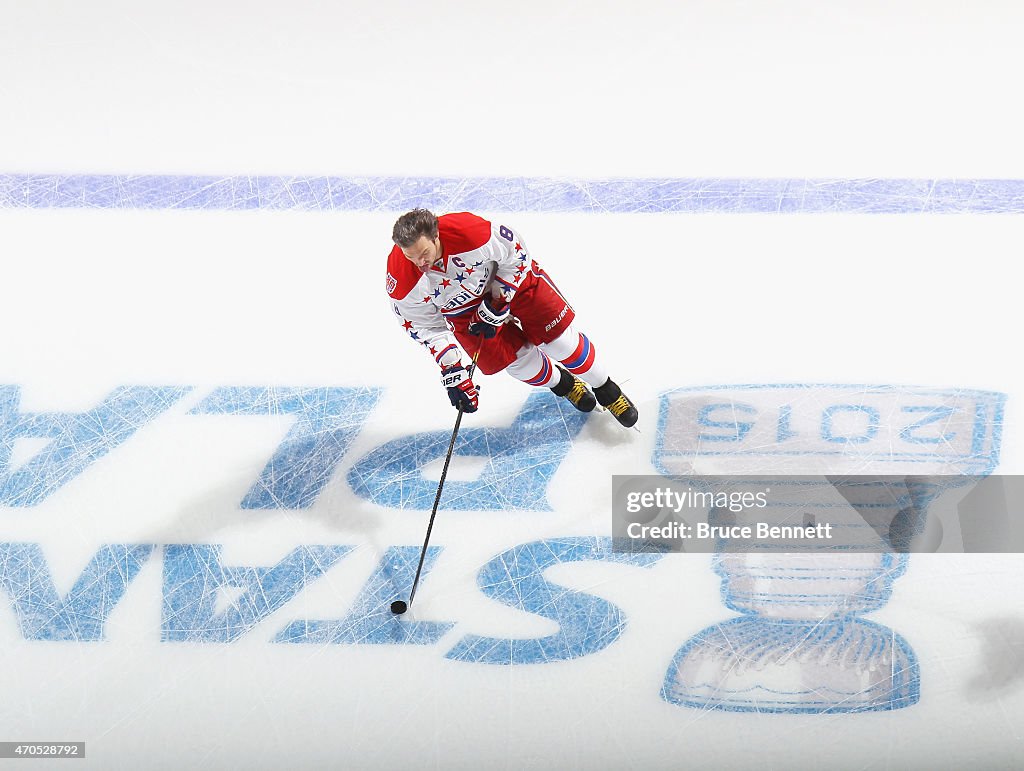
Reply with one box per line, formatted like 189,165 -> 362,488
386,245 -> 422,300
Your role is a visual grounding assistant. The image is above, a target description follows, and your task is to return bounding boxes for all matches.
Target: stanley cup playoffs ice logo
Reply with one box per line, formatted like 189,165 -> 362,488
653,385 -> 1006,714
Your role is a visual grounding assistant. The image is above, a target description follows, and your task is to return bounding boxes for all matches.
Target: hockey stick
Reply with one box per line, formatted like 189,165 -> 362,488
391,343 -> 483,615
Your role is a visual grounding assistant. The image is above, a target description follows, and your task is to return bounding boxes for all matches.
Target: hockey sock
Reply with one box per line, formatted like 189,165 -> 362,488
543,326 -> 609,389
506,345 -> 559,388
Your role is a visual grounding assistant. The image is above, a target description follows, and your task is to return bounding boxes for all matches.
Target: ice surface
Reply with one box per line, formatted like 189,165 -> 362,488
1,2 -> 1023,769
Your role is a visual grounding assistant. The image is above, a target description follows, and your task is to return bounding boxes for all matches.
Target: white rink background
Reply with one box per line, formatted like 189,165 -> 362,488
2,2 -> 1023,769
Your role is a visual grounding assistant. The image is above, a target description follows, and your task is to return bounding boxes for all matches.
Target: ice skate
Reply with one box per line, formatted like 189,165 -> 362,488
550,365 -> 597,412
594,378 -> 638,427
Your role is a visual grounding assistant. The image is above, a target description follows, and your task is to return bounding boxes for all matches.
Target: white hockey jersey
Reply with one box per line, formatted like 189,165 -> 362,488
385,212 -> 532,369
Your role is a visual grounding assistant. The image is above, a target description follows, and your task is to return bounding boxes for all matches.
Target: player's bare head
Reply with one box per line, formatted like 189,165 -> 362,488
395,209 -> 443,270
392,209 -> 439,248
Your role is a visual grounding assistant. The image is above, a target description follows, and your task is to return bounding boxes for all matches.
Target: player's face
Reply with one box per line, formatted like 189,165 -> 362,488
401,235 -> 442,271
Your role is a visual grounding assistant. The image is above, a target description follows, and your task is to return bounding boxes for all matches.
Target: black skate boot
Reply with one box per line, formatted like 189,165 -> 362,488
594,378 -> 639,428
550,365 -> 597,412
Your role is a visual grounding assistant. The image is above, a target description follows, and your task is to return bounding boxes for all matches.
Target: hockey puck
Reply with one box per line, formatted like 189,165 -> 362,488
390,600 -> 408,615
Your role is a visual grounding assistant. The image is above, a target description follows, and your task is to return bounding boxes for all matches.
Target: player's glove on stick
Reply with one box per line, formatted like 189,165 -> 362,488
441,364 -> 479,413
468,297 -> 510,339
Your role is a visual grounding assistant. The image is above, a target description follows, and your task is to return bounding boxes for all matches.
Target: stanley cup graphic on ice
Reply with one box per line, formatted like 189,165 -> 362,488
654,385 -> 1005,713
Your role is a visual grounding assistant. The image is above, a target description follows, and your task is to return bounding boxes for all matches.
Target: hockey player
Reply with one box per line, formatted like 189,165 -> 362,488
385,209 -> 638,427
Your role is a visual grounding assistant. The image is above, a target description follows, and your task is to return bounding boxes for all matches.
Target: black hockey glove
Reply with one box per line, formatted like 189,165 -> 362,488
468,297 -> 510,338
441,364 -> 479,412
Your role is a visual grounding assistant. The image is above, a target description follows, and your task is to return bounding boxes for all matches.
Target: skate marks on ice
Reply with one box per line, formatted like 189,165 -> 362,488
348,390 -> 590,512
167,536 -> 663,660
654,384 -> 1006,713
0,385 -> 193,507
0,385 -> 659,656
5,174 -> 1024,214
0,533 -> 663,659
0,384 -> 381,513
1,379 -> 1013,703
0,383 -> 619,536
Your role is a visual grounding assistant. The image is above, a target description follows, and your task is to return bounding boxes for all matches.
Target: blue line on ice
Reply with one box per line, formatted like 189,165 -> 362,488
2,175 -> 1024,213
